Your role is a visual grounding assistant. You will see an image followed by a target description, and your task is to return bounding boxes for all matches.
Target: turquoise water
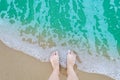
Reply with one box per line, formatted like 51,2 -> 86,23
0,0 -> 120,79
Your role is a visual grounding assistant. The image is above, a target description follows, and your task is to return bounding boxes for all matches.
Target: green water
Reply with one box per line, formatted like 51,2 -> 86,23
0,0 -> 120,56
0,0 -> 120,79
103,0 -> 120,54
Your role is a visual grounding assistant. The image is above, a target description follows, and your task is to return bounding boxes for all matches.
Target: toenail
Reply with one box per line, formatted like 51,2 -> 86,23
69,52 -> 71,54
68,50 -> 71,53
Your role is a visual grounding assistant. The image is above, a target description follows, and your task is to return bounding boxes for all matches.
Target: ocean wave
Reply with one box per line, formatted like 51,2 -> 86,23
0,0 -> 120,79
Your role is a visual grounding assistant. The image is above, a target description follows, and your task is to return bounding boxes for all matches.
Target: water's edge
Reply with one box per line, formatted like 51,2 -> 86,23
0,0 -> 120,79
0,21 -> 120,80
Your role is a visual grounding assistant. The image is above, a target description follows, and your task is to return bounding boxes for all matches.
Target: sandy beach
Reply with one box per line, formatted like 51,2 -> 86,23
0,40 -> 114,80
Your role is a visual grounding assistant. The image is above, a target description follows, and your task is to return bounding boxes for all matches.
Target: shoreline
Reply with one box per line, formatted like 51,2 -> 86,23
0,40 -> 114,80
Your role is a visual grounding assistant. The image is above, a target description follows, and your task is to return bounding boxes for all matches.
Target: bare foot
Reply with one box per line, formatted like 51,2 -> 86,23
49,51 -> 60,80
67,50 -> 79,80
67,50 -> 76,68
50,51 -> 59,70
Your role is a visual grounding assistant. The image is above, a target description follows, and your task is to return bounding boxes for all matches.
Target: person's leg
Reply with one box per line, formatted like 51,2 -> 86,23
67,50 -> 79,80
48,51 -> 60,80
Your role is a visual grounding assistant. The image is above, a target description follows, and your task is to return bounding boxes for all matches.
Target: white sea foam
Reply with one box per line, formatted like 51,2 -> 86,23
0,19 -> 120,80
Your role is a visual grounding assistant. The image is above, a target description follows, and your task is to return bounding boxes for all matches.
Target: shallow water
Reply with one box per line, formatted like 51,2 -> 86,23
0,0 -> 120,79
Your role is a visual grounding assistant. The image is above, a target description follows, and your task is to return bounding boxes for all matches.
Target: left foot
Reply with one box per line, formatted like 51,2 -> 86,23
50,51 -> 59,70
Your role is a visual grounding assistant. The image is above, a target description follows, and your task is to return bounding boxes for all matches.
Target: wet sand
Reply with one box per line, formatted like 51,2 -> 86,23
0,41 -> 114,80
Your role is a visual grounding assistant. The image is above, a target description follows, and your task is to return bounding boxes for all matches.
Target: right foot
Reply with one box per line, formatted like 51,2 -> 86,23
67,50 -> 76,68
67,50 -> 79,80
50,51 -> 59,70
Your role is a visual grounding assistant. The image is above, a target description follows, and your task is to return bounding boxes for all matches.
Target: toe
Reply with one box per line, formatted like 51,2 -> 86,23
68,50 -> 71,54
68,50 -> 76,57
67,50 -> 76,64
54,51 -> 58,56
50,51 -> 59,61
50,51 -> 59,70
52,51 -> 58,56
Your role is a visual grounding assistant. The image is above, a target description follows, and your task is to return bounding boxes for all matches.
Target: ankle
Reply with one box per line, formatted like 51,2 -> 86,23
67,66 -> 74,74
53,66 -> 59,70
53,68 -> 60,74
67,65 -> 73,69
